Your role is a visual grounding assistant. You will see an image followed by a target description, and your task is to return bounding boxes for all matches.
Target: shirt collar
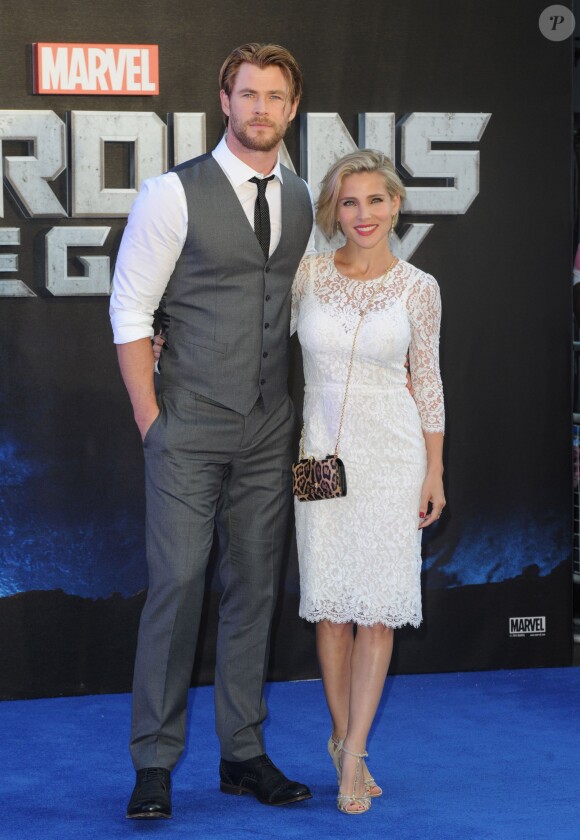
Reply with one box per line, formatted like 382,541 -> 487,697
212,135 -> 284,186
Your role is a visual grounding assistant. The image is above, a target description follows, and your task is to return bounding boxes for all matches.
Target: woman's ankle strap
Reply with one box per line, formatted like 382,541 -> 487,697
340,745 -> 368,759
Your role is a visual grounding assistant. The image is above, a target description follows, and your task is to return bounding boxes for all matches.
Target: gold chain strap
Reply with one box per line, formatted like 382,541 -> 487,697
300,256 -> 398,460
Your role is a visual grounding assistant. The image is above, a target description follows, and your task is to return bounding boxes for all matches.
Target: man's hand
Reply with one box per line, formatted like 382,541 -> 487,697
135,404 -> 161,441
116,338 -> 159,442
404,354 -> 414,396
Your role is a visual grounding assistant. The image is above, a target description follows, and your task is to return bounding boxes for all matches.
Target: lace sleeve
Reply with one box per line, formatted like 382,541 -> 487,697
407,272 -> 445,433
290,256 -> 311,336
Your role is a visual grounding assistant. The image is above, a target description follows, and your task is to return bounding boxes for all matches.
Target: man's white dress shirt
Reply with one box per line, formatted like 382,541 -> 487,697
110,136 -> 314,345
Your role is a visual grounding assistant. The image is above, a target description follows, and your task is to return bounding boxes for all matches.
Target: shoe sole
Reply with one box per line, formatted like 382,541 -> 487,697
220,783 -> 312,806
126,811 -> 172,819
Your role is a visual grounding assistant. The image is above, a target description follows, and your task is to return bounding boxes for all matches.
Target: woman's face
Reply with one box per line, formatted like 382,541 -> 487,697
336,171 -> 400,249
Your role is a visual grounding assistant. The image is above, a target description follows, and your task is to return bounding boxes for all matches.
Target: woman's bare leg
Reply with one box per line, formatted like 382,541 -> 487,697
339,624 -> 394,810
315,620 -> 354,744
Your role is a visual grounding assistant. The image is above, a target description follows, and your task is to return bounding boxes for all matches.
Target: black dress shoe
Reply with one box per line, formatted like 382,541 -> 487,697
126,767 -> 172,819
219,754 -> 312,806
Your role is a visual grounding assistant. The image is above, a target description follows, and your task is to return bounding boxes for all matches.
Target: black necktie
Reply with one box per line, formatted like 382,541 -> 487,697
249,175 -> 275,259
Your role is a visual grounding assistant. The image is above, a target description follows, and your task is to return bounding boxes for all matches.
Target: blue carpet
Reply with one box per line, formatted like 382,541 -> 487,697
2,669 -> 579,840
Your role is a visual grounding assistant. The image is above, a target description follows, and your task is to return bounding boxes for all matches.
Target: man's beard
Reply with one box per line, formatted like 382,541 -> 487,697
229,114 -> 288,152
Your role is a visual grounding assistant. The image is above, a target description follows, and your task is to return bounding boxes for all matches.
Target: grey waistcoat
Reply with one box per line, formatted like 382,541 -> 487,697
158,153 -> 313,415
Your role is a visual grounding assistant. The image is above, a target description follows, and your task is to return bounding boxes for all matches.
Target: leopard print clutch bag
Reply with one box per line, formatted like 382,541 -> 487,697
291,455 -> 347,502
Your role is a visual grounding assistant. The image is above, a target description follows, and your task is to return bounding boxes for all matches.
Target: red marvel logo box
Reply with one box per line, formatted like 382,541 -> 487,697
33,43 -> 159,95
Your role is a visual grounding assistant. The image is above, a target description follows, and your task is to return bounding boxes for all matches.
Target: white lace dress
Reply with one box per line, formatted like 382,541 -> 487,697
292,251 -> 444,628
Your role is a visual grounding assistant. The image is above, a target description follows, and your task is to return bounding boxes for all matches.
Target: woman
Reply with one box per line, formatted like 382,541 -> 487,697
291,149 -> 445,814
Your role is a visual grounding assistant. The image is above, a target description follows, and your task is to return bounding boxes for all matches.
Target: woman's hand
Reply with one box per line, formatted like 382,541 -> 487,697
152,332 -> 166,364
418,472 -> 446,529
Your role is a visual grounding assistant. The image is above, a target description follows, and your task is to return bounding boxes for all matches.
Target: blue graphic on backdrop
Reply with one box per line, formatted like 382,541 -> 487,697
0,436 -> 568,599
422,510 -> 566,587
0,438 -> 147,598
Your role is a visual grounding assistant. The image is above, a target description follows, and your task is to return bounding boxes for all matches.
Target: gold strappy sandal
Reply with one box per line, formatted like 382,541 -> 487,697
336,744 -> 371,815
328,735 -> 382,798
327,735 -> 343,781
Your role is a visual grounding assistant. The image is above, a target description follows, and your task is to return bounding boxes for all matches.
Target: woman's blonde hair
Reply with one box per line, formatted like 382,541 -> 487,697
316,149 -> 406,240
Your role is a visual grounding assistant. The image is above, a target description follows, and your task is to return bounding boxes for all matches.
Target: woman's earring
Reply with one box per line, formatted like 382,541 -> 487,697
390,213 -> 399,235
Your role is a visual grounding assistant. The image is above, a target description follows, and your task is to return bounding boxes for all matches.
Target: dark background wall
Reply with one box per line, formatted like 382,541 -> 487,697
0,0 -> 574,698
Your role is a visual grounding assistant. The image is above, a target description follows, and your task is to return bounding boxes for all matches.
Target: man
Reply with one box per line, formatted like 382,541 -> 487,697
110,43 -> 314,819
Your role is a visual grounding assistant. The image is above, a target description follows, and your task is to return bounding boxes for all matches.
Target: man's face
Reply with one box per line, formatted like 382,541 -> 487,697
220,62 -> 298,153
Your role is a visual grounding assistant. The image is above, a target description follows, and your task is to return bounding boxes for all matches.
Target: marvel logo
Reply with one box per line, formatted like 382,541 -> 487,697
33,43 -> 159,95
509,616 -> 547,637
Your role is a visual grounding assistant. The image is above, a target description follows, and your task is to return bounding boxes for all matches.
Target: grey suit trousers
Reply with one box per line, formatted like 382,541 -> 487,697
130,385 -> 295,770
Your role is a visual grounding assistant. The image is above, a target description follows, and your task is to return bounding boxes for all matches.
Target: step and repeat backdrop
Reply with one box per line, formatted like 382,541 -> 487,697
0,0 -> 574,697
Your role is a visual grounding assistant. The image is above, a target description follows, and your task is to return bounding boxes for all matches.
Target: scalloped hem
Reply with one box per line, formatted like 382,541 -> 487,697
299,609 -> 422,629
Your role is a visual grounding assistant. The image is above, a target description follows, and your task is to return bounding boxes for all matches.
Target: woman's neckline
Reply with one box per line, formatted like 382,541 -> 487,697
330,251 -> 400,283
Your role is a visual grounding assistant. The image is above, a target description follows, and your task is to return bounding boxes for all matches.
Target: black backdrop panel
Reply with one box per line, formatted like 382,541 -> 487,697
0,0 -> 573,698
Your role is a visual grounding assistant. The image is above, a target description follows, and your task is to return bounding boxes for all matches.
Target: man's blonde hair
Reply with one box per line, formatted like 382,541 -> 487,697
219,43 -> 303,103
